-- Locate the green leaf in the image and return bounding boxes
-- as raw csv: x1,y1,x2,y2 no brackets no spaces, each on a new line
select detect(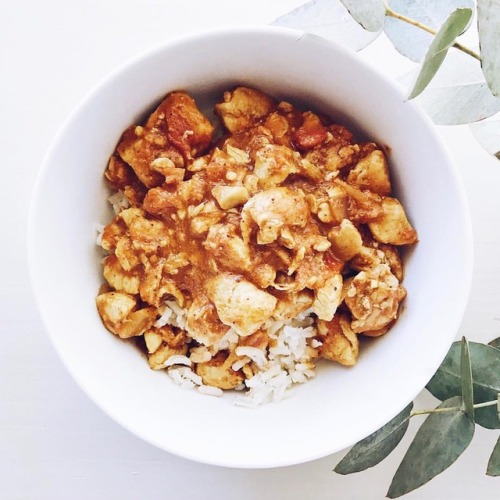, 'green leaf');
334,403,413,474
398,51,500,125
477,0,500,96
387,396,474,498
460,337,475,420
471,121,500,161
487,435,500,476
489,337,500,349
408,8,474,99
384,0,475,62
271,0,381,51
340,0,385,32
426,341,500,428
